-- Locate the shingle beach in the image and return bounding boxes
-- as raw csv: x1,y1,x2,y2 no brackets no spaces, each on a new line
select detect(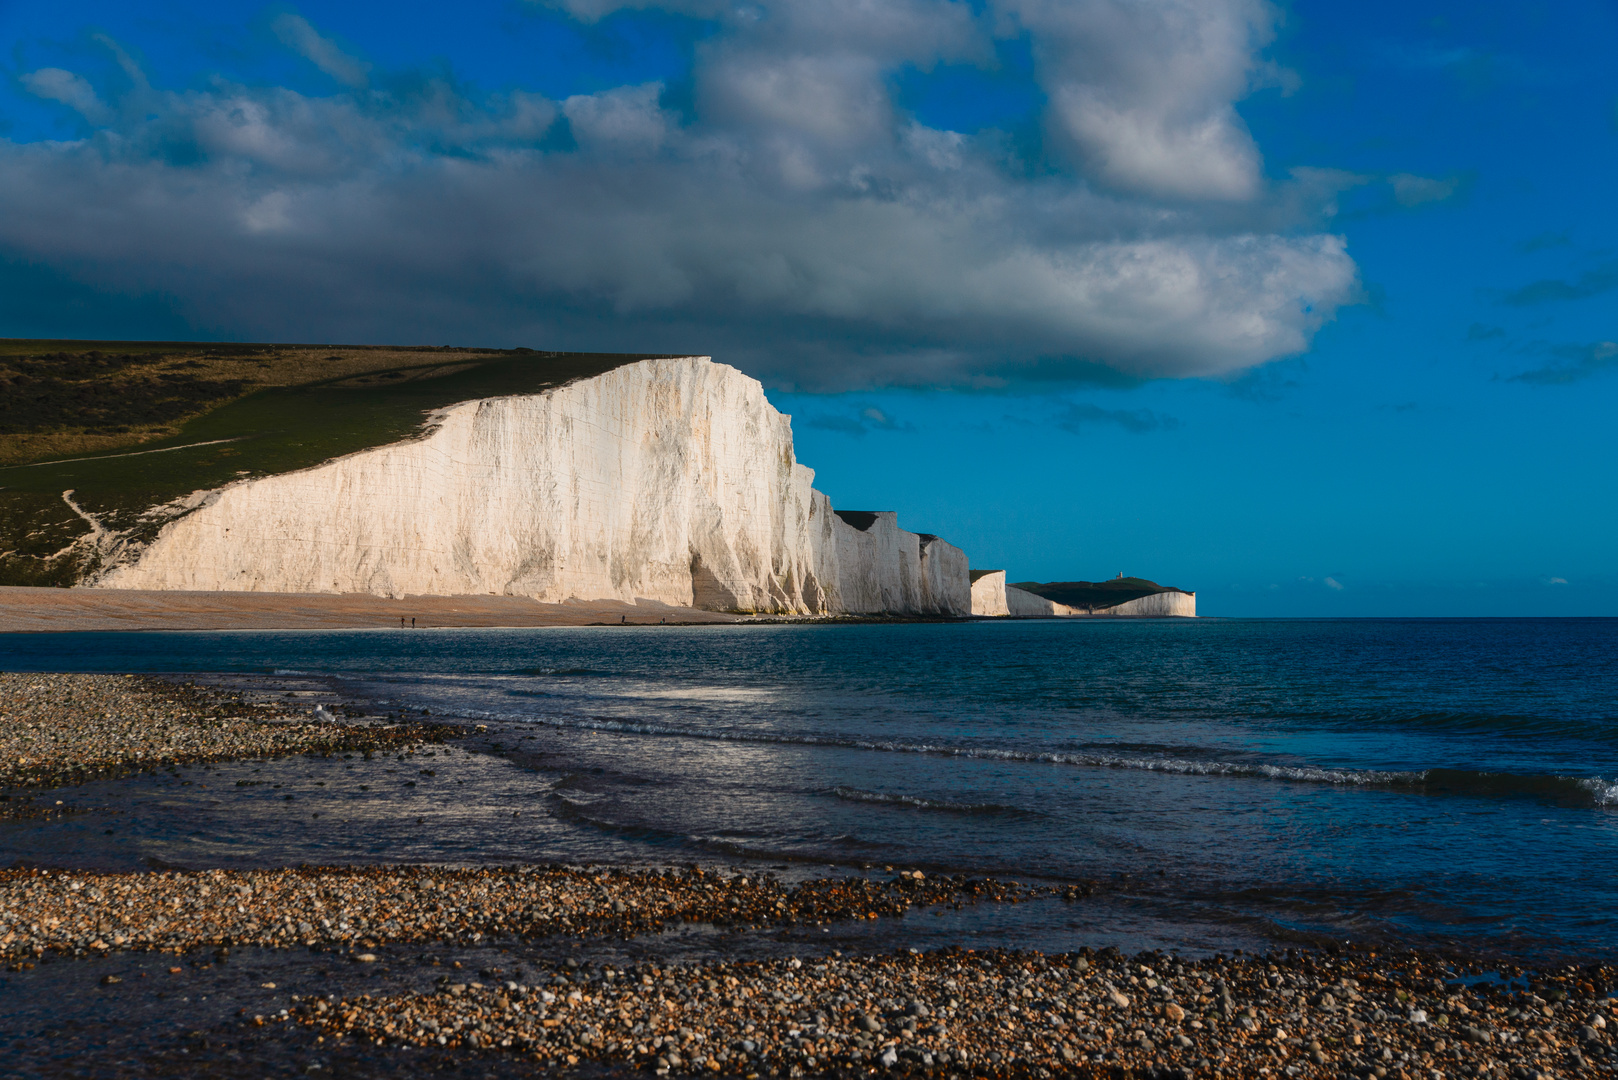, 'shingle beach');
286,947,1616,1079
2,672,1615,1078
0,672,456,805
